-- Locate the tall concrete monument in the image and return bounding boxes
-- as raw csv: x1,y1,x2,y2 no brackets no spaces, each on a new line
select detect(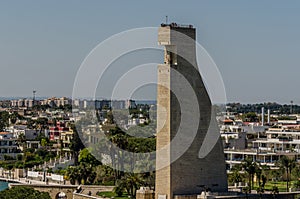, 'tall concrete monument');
155,23,228,199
